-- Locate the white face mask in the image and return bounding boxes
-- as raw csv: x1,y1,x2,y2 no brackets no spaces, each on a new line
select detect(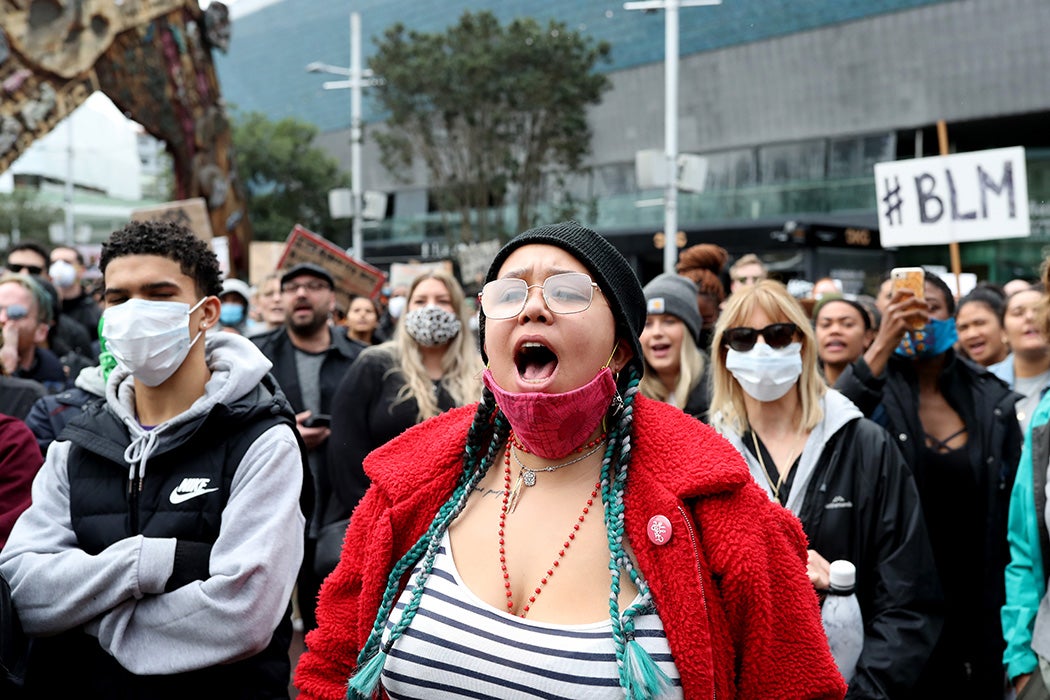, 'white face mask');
49,259,77,288
102,298,206,387
387,295,407,320
725,342,803,403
